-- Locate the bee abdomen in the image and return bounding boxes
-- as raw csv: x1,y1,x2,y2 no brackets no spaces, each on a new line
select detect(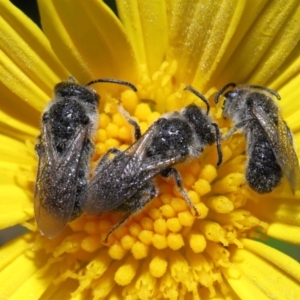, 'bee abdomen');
246,139,282,193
